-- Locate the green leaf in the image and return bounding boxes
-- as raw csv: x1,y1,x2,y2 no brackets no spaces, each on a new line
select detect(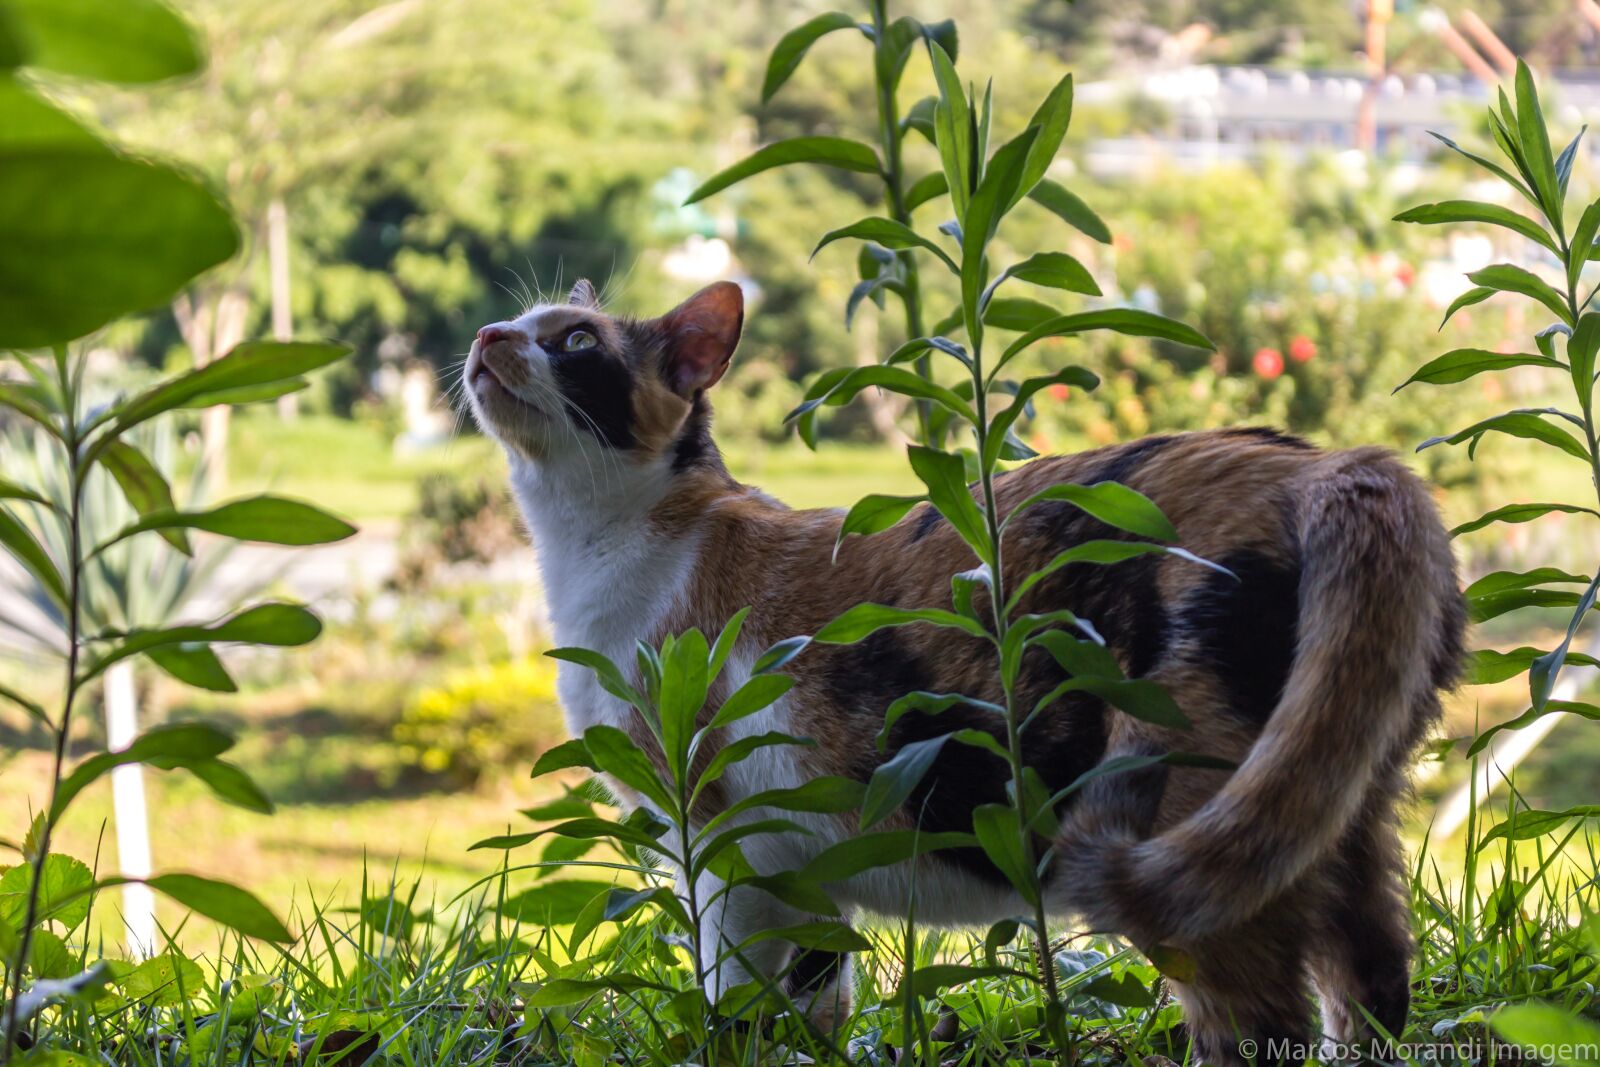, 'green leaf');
906,445,990,560
1570,200,1600,293
860,734,952,830
1467,264,1572,325
999,308,1213,370
705,673,794,731
1482,805,1600,845
0,505,65,607
0,854,92,930
789,365,976,426
1428,131,1537,206
685,137,880,204
6,0,200,83
147,645,235,691
904,171,948,213
1464,568,1592,599
926,40,970,218
658,628,709,770
529,737,596,779
0,680,48,726
960,126,1040,331
119,952,203,1006
1514,59,1561,229
1396,349,1563,390
0,152,237,348
742,921,871,953
972,803,1037,903
1531,574,1600,712
876,691,1002,751
1570,312,1600,409
701,776,867,837
85,602,321,684
1078,972,1156,1009
1468,700,1600,755
1465,646,1600,685
696,731,812,795
546,647,645,710
1440,285,1498,328
799,829,975,884
834,494,925,561
708,606,748,683
761,12,858,103
1393,200,1557,253
983,366,1100,471
105,341,348,443
1028,178,1110,243
185,757,272,813
1008,481,1177,542
1010,73,1073,210
502,880,613,925
1468,587,1587,624
988,252,1099,302
1492,1002,1600,1067
0,76,107,152
752,635,810,675
1037,676,1188,729
101,494,356,551
1452,501,1598,537
1420,410,1590,462
982,296,1059,333
583,724,674,811
141,873,291,942
812,216,958,275
1557,127,1585,193
52,721,234,818
100,440,189,553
